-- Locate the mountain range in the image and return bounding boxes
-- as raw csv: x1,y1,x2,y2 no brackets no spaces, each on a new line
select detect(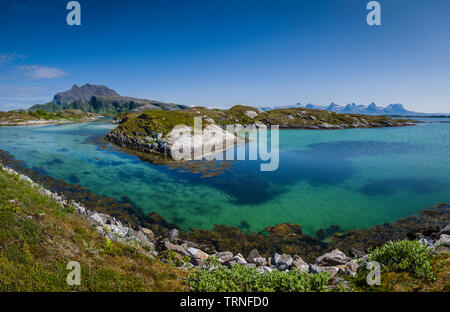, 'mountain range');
28,84,188,114
261,102,445,116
